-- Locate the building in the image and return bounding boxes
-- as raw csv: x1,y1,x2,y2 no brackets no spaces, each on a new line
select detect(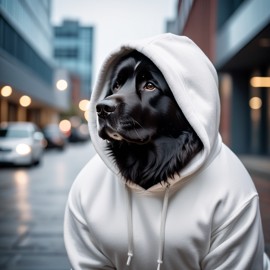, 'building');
173,0,216,62
53,20,94,101
0,0,70,127
172,0,270,156
216,0,270,156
